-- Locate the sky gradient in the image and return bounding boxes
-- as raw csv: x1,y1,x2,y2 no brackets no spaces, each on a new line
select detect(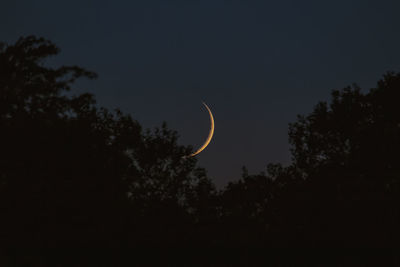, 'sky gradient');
2,0,400,186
